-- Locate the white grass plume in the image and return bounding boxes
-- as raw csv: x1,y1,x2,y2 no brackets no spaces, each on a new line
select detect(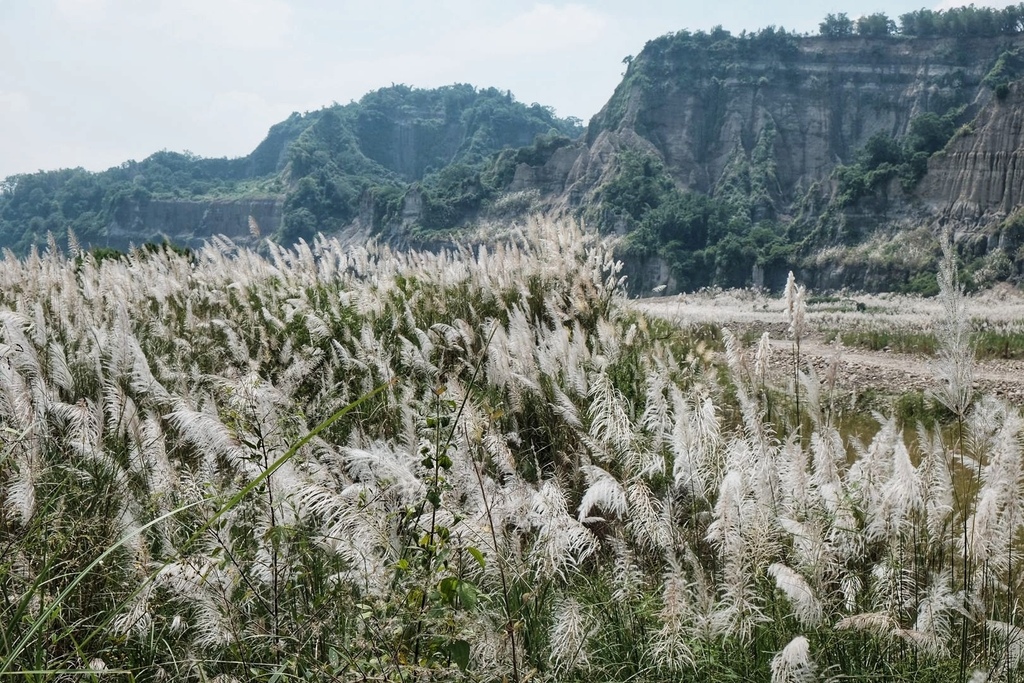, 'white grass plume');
670,387,720,499
531,480,598,580
916,423,954,541
609,538,644,604
166,404,248,471
770,635,816,683
987,619,1024,675
904,573,958,656
869,440,924,542
587,368,634,457
616,483,661,547
964,402,1024,569
834,610,897,637
707,471,769,640
768,562,822,627
577,464,627,523
754,331,771,386
649,555,697,671
810,426,845,510
549,595,593,674
932,238,974,418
